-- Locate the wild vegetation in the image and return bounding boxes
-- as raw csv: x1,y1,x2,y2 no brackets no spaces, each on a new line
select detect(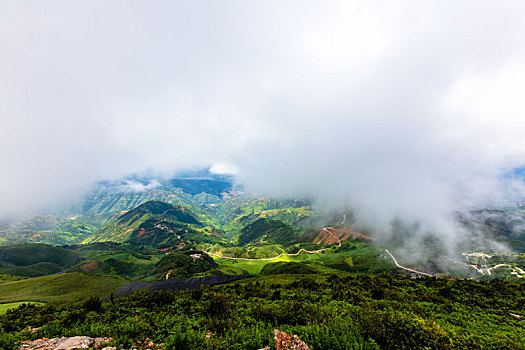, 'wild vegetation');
238,218,303,246
1,274,524,349
153,250,218,279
